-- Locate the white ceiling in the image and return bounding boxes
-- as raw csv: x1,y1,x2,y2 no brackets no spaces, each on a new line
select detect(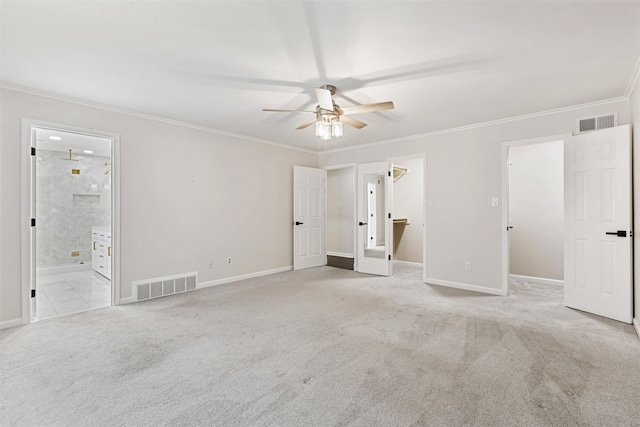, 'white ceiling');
2,1,639,153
